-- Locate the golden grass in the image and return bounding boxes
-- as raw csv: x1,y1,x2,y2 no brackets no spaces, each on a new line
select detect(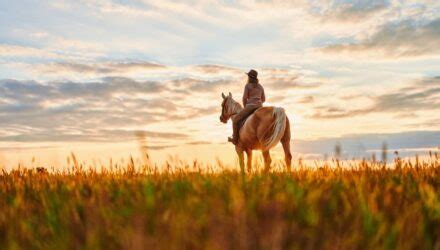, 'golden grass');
0,154,439,250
